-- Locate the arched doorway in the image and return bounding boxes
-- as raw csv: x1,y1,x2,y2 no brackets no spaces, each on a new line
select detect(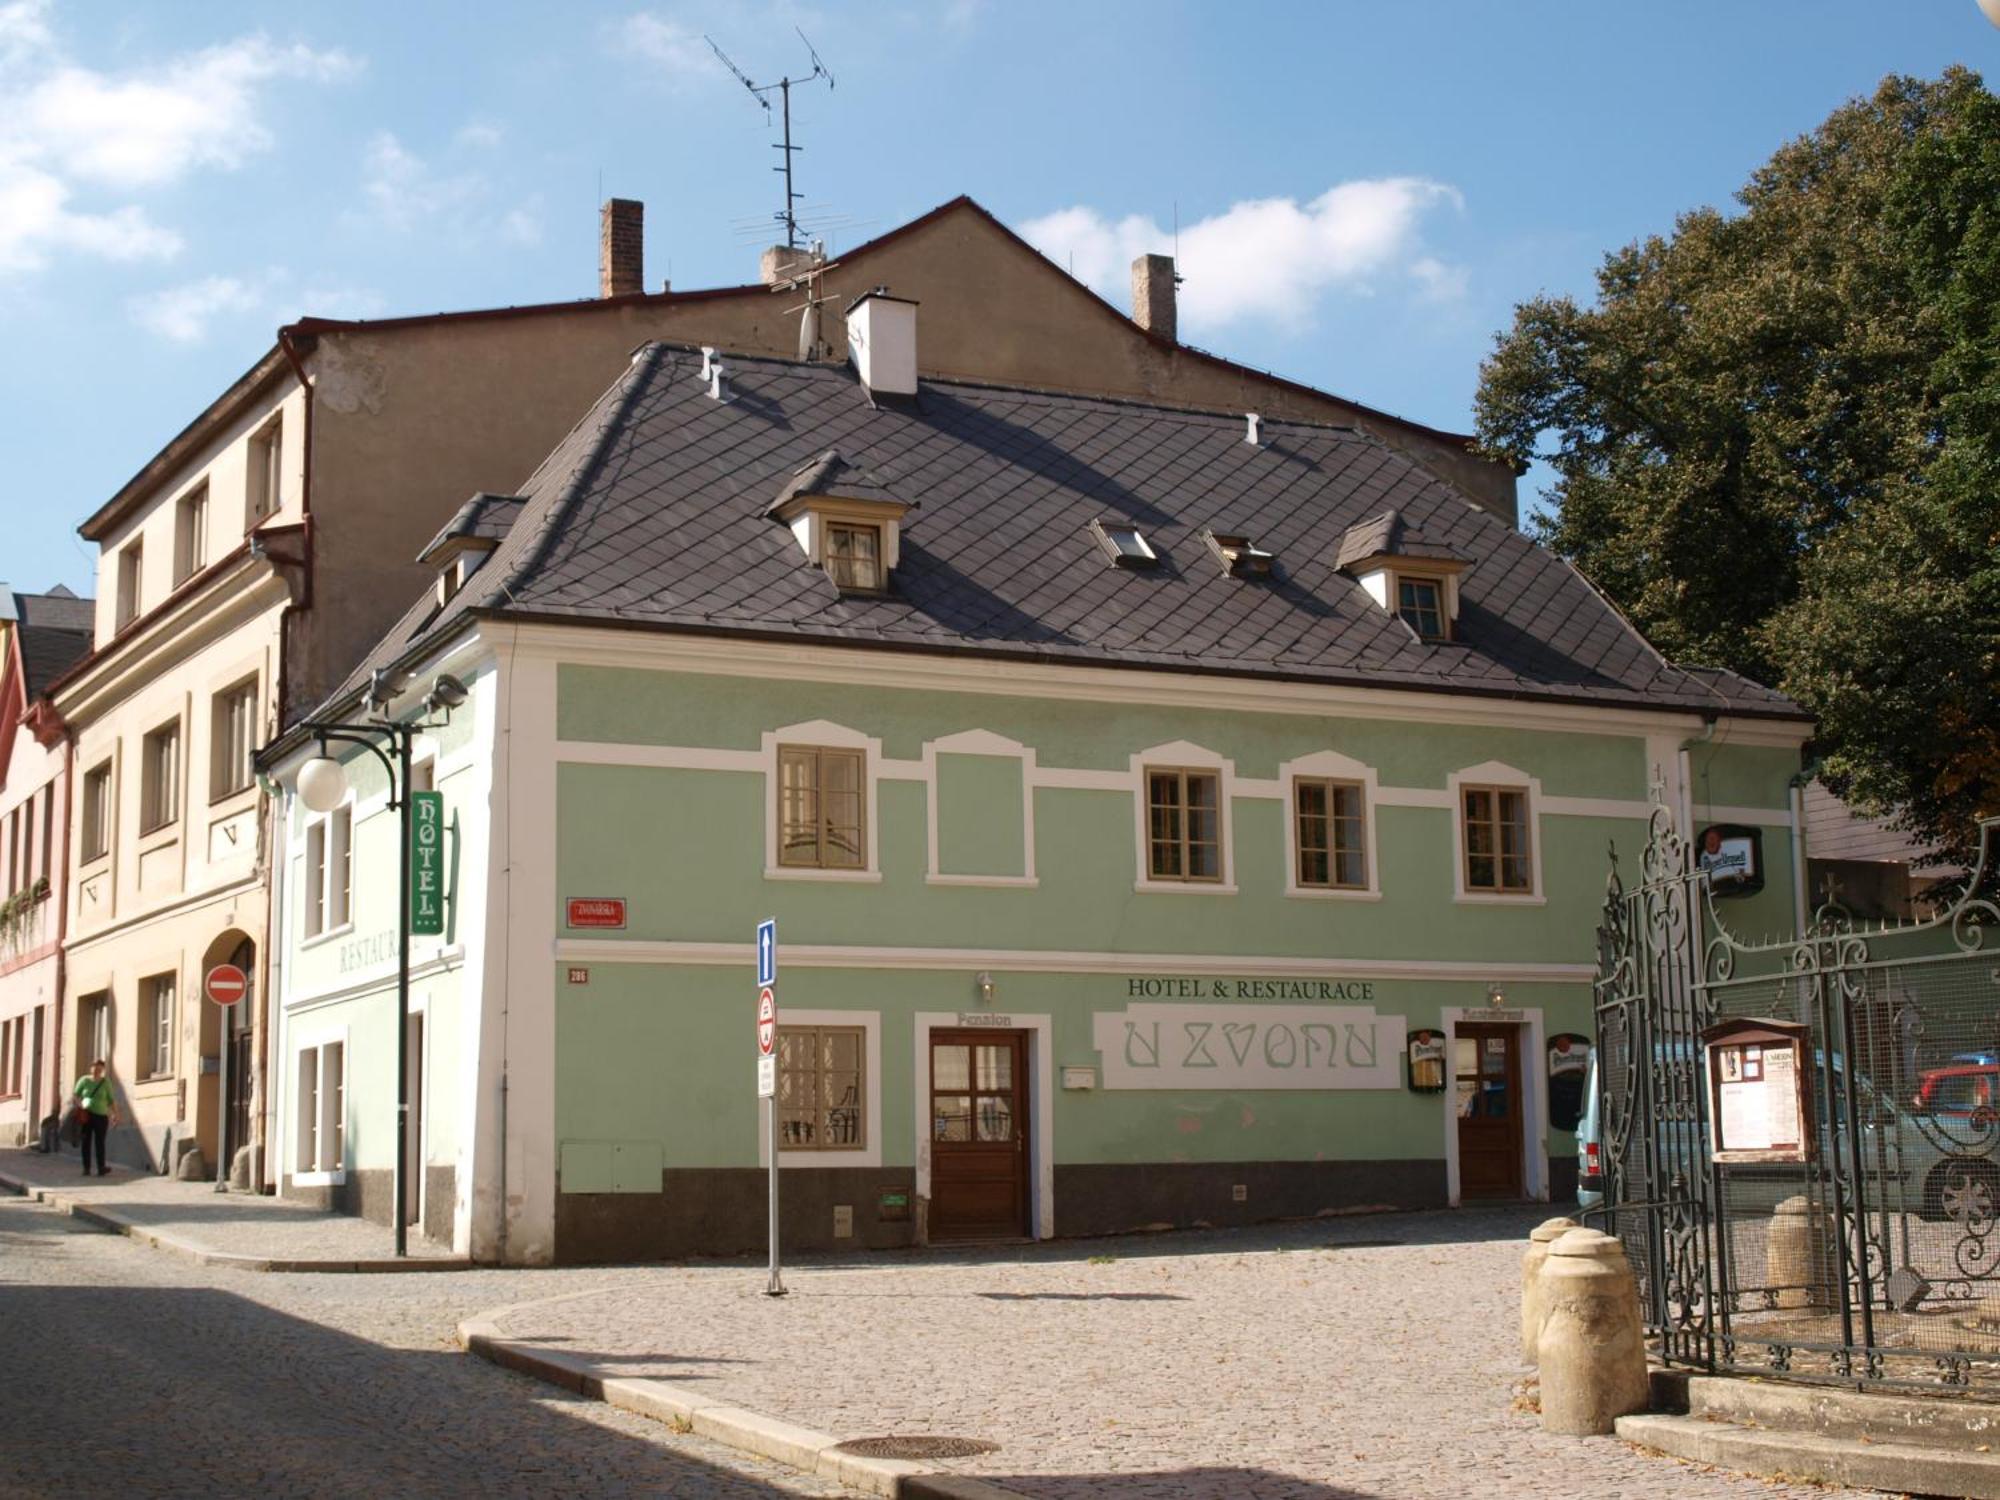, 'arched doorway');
197,931,256,1178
